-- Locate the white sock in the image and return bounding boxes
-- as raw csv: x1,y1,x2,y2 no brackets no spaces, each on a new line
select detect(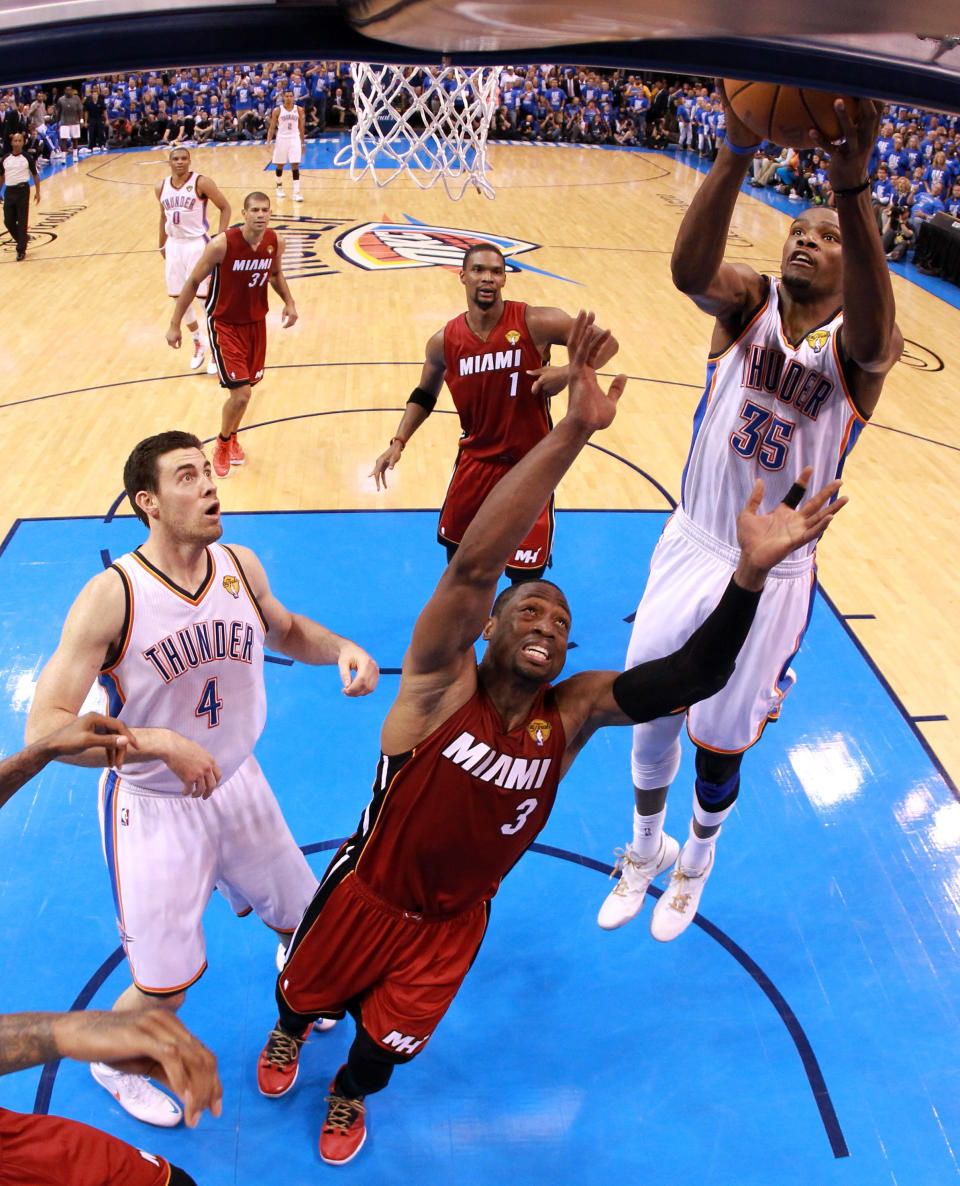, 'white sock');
293,181,301,194
681,818,720,873
631,806,666,859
